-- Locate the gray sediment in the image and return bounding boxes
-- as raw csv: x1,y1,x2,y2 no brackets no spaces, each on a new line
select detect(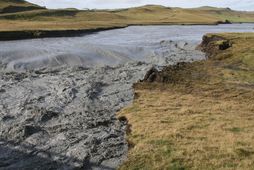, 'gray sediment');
0,40,205,169
0,63,149,170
